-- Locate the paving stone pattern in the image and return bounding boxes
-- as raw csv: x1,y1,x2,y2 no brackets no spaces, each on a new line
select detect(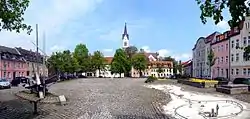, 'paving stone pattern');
0,78,172,119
